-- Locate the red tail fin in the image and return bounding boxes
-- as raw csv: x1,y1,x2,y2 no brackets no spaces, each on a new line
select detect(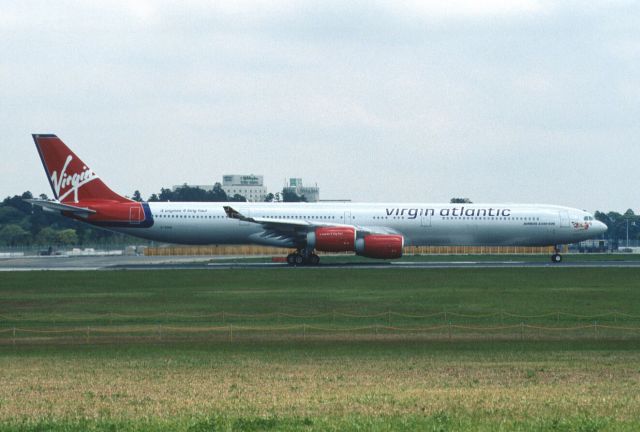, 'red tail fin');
33,134,130,203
